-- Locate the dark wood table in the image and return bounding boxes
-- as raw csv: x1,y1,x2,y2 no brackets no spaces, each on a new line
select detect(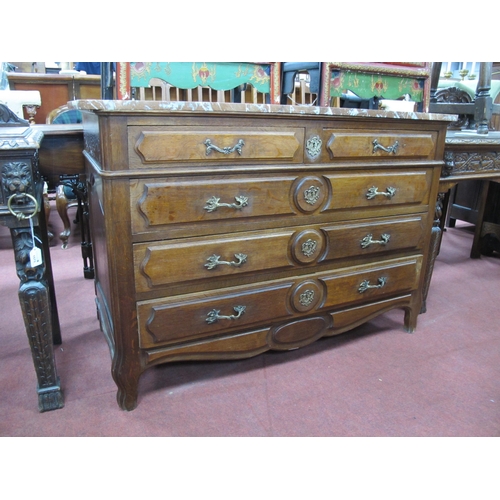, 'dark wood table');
440,130,500,256
0,110,84,412
421,130,500,312
34,123,84,181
